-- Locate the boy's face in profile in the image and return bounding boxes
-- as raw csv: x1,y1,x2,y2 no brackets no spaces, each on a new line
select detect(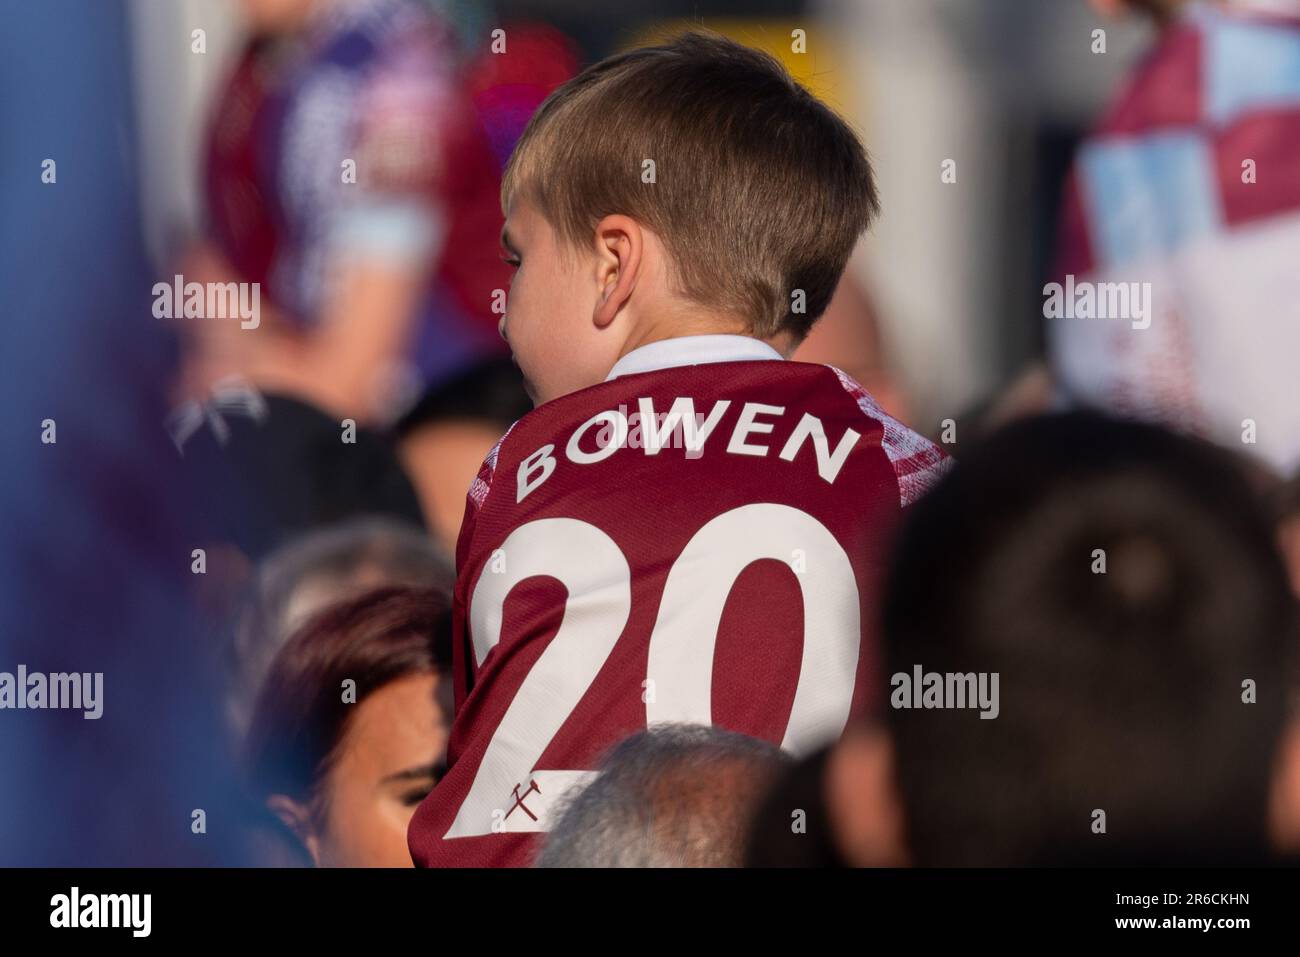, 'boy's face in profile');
500,196,618,406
